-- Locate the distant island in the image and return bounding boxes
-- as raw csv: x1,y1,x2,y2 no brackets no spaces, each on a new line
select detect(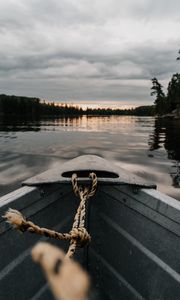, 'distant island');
0,94,154,118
